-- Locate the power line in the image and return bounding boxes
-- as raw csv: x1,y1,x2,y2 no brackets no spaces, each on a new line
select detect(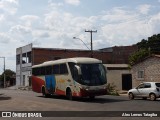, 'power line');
85,30,97,57
73,37,91,50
